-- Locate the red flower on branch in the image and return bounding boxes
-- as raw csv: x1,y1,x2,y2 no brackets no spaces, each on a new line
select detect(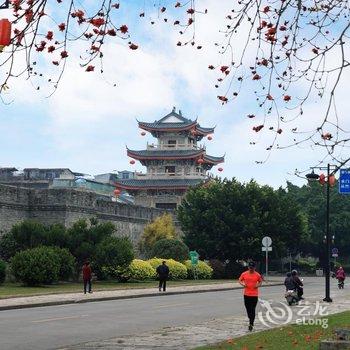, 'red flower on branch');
86,65,95,72
58,23,66,31
60,50,68,58
283,95,291,101
46,31,53,40
129,43,138,50
119,25,128,34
